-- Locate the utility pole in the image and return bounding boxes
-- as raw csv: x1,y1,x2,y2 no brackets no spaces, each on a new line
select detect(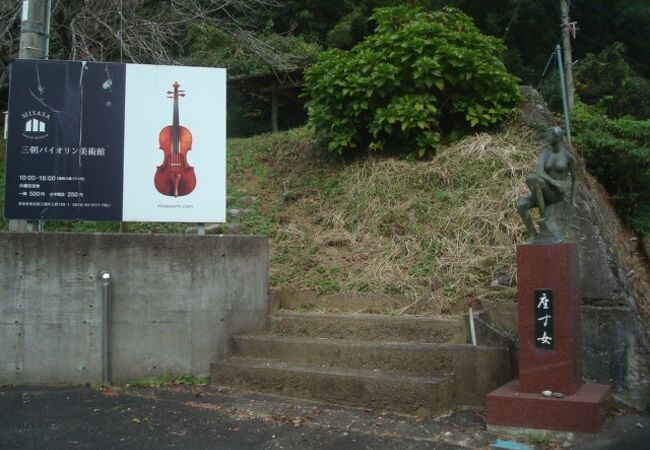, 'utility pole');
9,0,51,232
560,0,575,110
19,0,51,59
